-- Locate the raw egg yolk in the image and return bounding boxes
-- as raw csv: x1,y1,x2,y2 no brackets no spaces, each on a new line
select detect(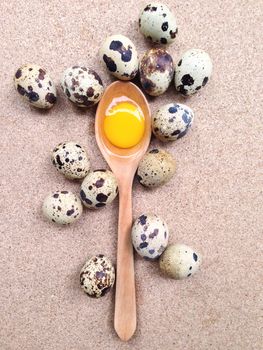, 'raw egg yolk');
104,101,145,148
